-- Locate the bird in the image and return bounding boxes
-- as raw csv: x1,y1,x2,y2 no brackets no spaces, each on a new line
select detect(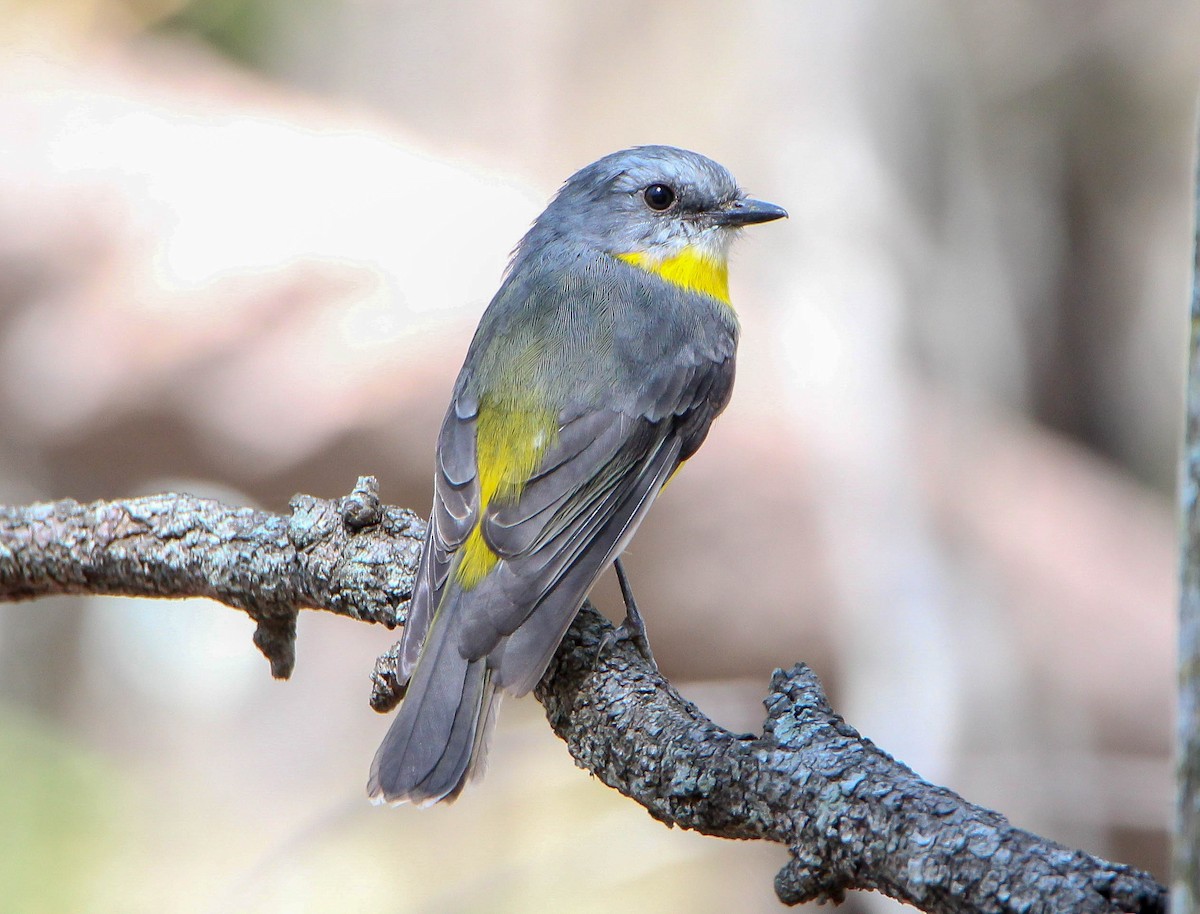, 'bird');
368,145,786,806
